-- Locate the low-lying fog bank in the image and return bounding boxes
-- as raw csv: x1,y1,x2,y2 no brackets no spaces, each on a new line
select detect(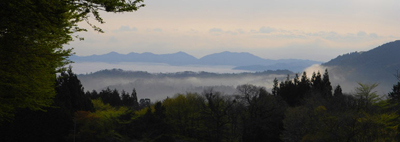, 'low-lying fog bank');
304,64,396,97
70,62,249,74
74,63,397,102
77,69,291,101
